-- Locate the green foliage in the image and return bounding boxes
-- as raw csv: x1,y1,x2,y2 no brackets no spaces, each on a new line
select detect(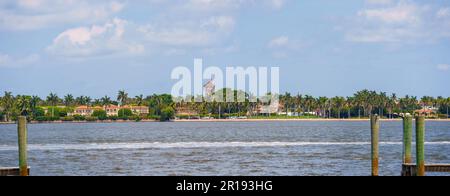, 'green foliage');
58,107,74,117
118,109,133,118
128,115,142,122
46,106,61,117
85,116,98,122
73,115,85,121
34,116,60,122
160,107,175,122
15,95,32,116
92,110,107,120
109,115,119,120
438,114,449,119
147,114,160,120
34,116,48,122
61,116,74,121
33,107,45,117
147,94,174,116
